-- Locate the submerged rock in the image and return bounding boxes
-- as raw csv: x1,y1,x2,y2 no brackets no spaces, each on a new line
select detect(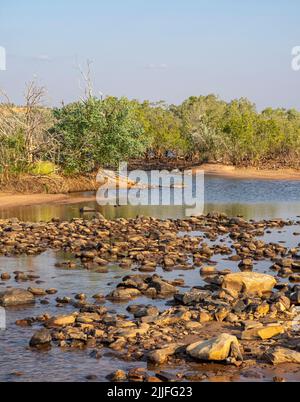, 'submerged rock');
29,329,52,348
